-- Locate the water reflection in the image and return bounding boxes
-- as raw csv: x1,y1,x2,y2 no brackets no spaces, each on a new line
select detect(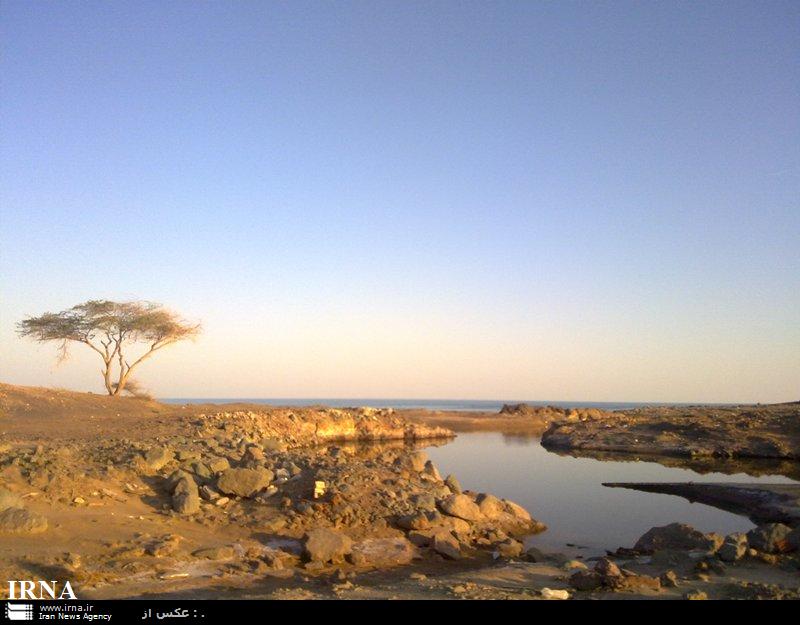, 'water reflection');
424,432,798,555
